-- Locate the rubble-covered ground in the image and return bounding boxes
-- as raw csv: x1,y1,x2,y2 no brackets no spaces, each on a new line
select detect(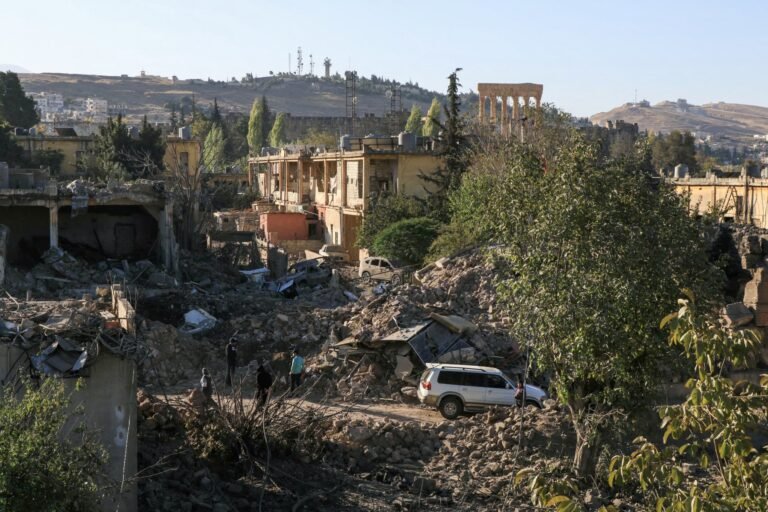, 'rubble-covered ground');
5,225,762,511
